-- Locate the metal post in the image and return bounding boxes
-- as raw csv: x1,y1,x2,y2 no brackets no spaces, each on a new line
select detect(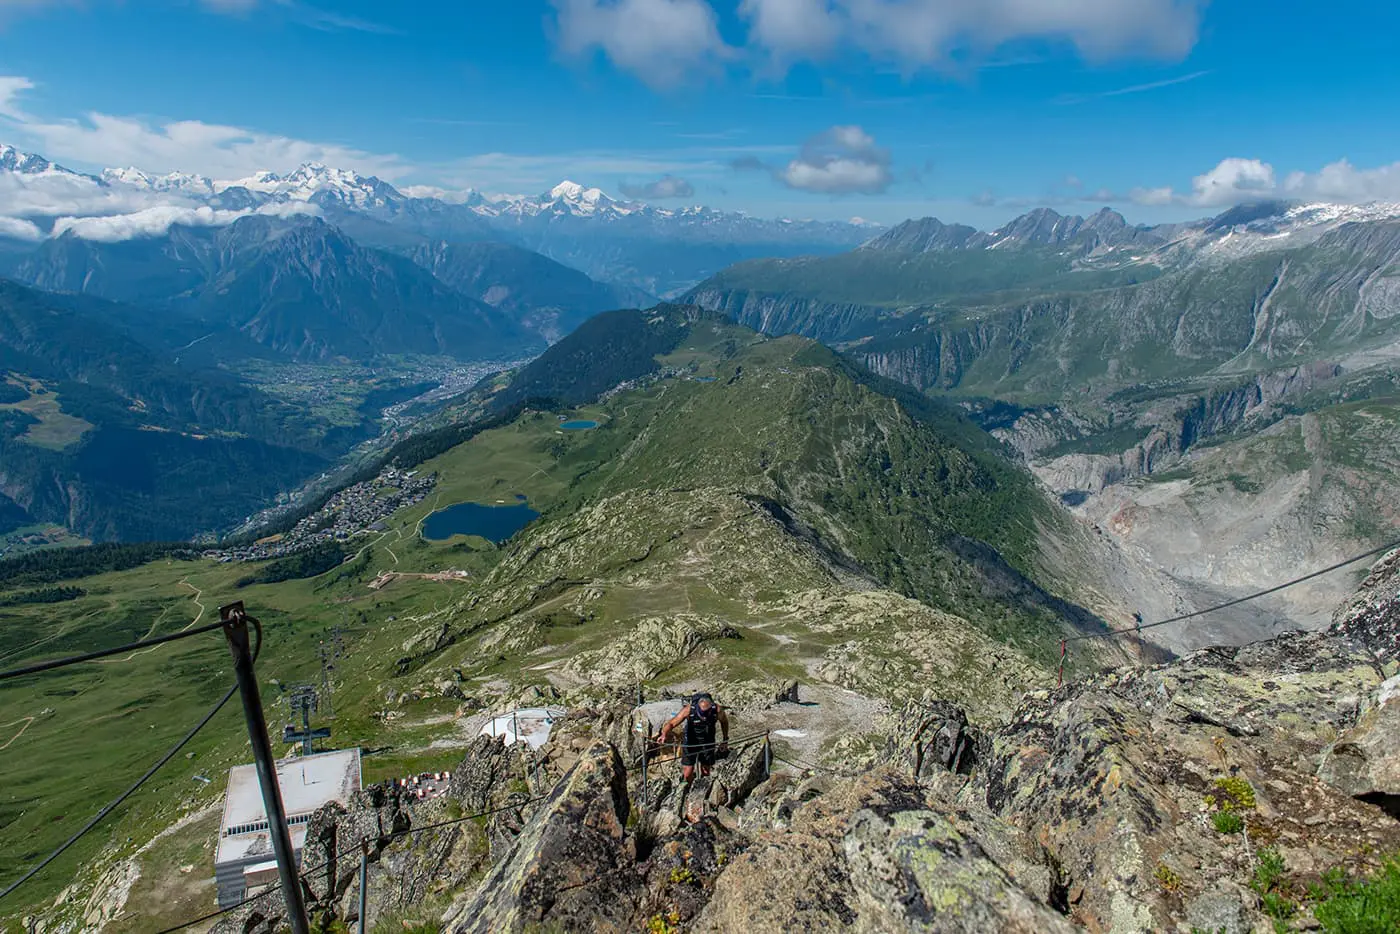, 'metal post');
640,731,649,810
357,841,369,934
221,602,310,934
